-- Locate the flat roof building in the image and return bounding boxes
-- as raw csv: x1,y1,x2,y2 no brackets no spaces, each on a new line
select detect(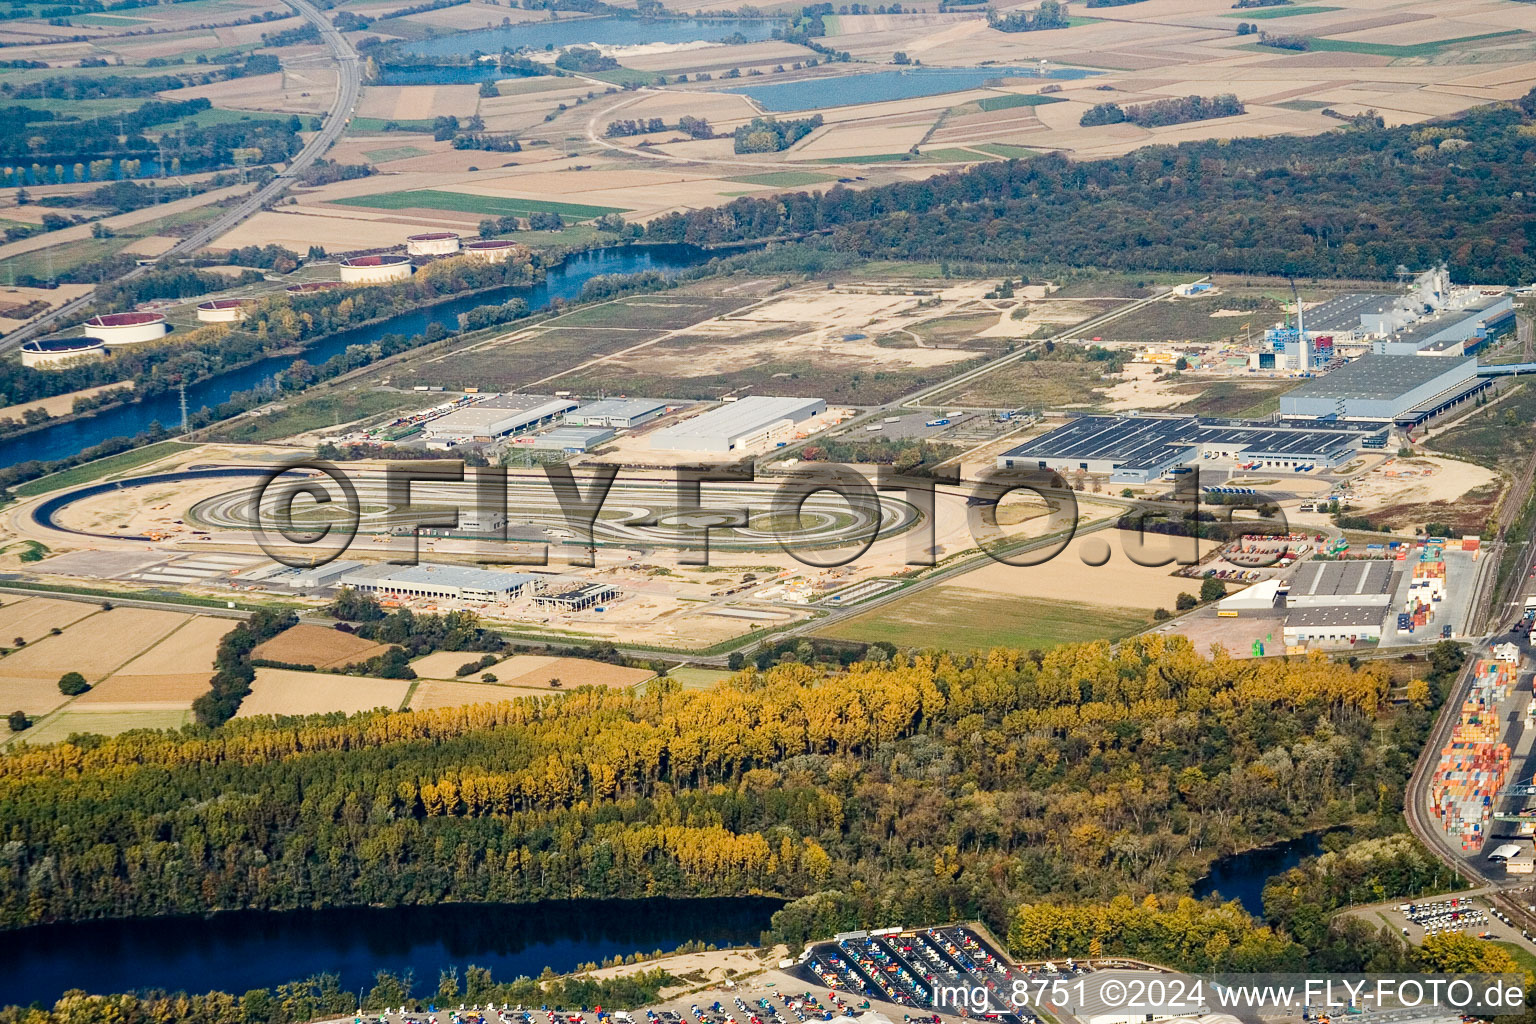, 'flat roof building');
1303,292,1400,337
338,563,543,603
1286,560,1399,609
565,398,667,429
1373,295,1515,355
997,415,1368,484
650,396,825,453
1282,605,1386,645
531,426,615,452
1279,355,1479,421
533,582,618,611
423,394,578,441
